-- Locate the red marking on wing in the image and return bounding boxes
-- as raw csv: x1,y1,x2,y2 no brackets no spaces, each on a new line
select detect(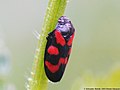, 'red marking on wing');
47,45,59,55
45,57,68,73
68,48,72,55
64,57,68,64
55,30,66,46
67,33,75,46
45,61,59,73
60,57,68,64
